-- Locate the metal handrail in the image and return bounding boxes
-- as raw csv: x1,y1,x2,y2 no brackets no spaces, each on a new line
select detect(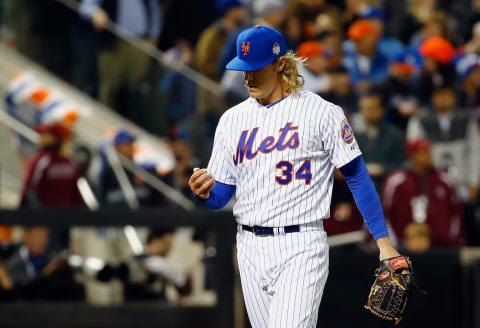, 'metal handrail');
0,111,39,144
77,154,146,256
104,146,141,210
0,110,195,211
55,0,223,96
117,154,195,211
